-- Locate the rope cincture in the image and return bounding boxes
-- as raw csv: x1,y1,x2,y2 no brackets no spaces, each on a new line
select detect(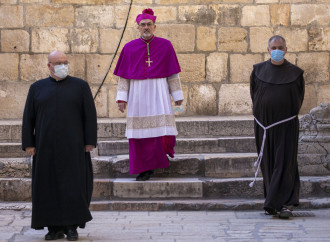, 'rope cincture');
249,115,297,188
93,0,133,100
